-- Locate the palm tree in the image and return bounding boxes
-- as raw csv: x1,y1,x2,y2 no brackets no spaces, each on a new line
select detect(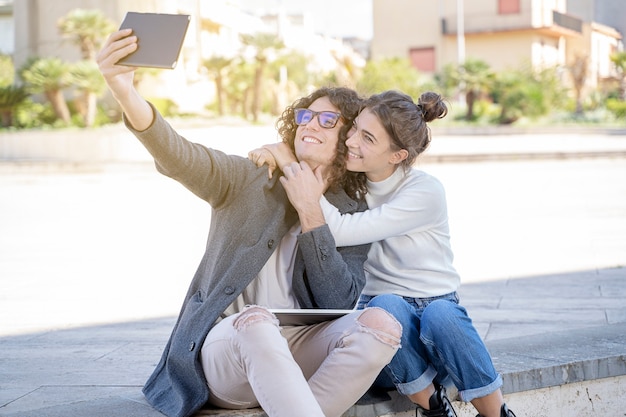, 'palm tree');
491,70,528,125
58,9,115,126
436,59,493,120
224,59,255,118
568,54,588,115
57,9,115,60
0,85,29,127
71,60,106,127
240,33,285,122
459,59,494,120
20,57,73,123
203,56,233,116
